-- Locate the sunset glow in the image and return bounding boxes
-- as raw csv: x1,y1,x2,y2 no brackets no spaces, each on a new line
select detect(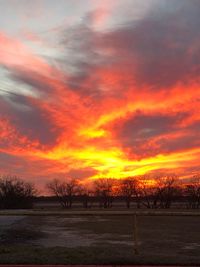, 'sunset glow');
0,0,200,189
